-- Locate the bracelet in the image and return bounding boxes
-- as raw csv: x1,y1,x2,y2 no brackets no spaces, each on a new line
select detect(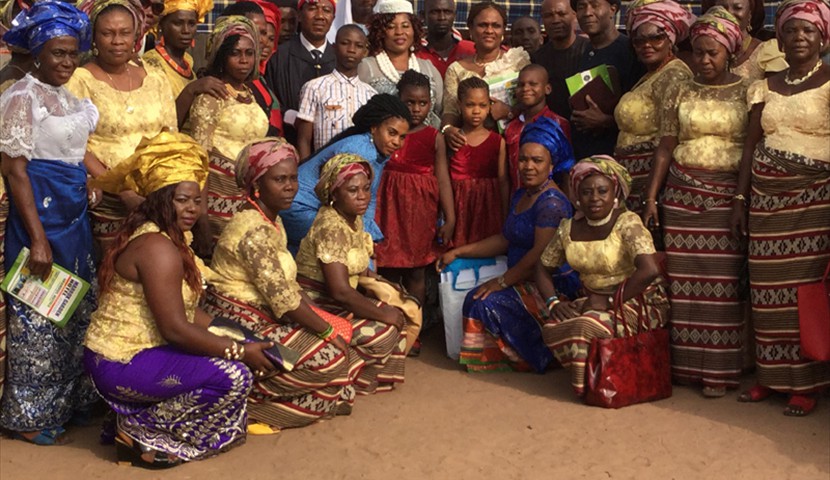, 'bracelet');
733,194,748,204
223,341,245,361
545,295,561,312
497,275,509,289
440,124,454,135
316,324,334,341
643,198,658,205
